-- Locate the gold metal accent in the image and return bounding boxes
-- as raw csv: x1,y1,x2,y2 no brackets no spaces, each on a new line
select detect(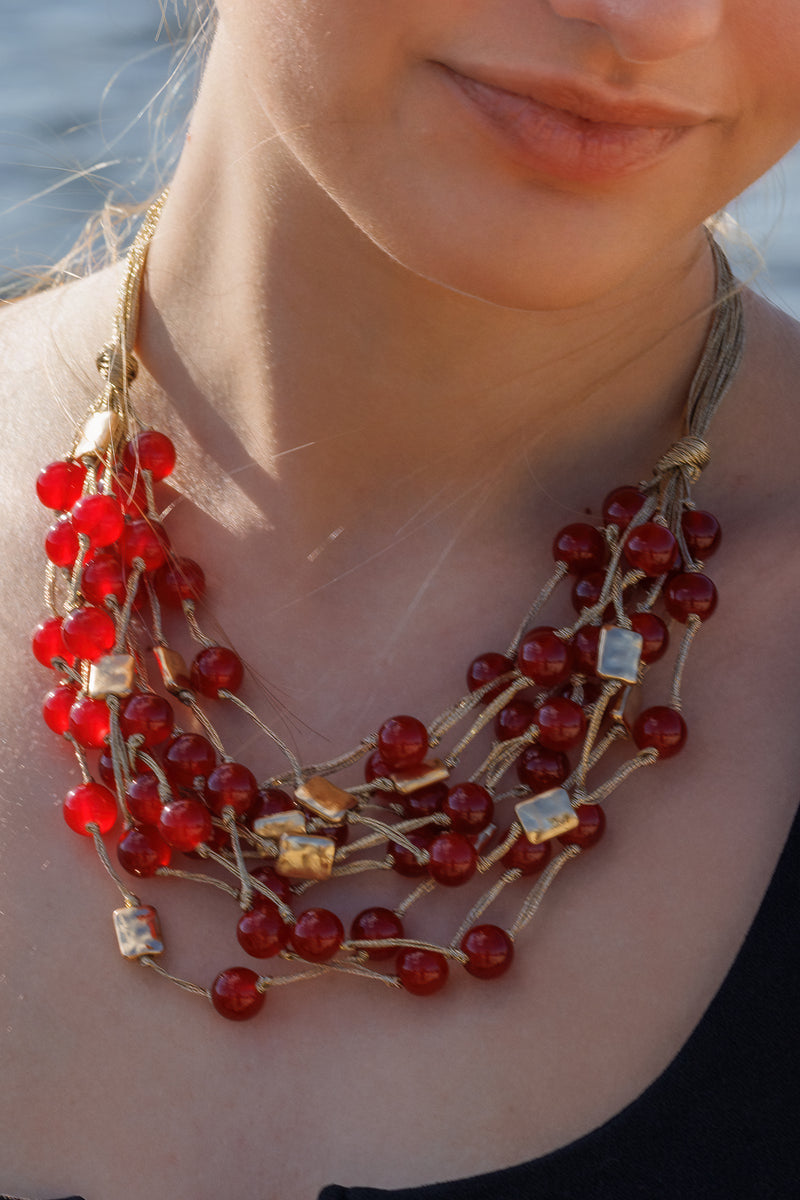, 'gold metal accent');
88,654,136,699
610,684,641,729
471,822,497,855
113,905,164,958
153,646,192,695
597,626,643,685
515,789,579,844
275,833,336,881
74,410,123,459
294,776,357,824
252,810,307,841
390,758,449,795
